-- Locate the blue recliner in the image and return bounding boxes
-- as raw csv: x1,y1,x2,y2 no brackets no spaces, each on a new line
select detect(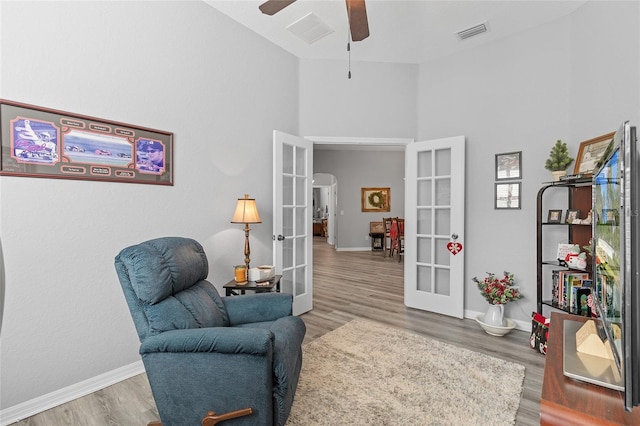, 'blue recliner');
114,237,306,426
